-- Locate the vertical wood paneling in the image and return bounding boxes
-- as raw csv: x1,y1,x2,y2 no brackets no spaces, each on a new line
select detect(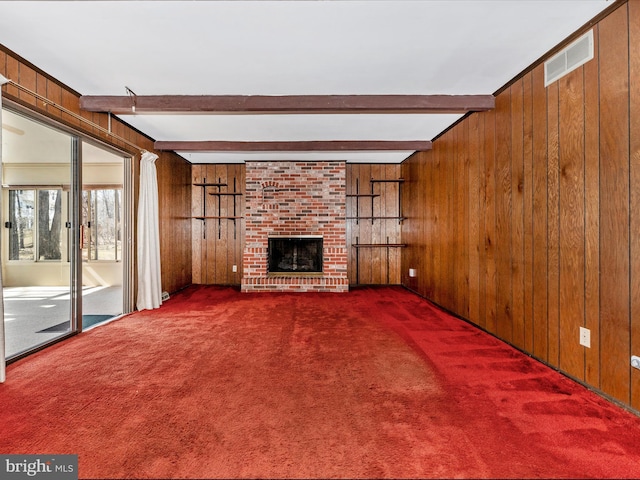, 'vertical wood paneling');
232,163,245,285
495,89,513,342
450,129,460,311
532,65,549,361
447,128,464,314
191,164,245,286
476,114,487,329
411,153,424,293
386,164,401,284
432,143,444,305
35,73,47,111
157,151,192,294
371,164,384,284
428,145,439,303
450,128,460,311
210,165,222,285
468,114,481,325
192,165,205,284
360,165,373,283
221,164,232,284
511,79,525,350
61,90,81,128
351,162,362,281
444,132,456,308
401,154,422,291
558,67,586,379
0,49,5,81
419,153,428,294
584,24,601,388
18,63,36,107
484,109,497,334
5,54,20,97
346,163,358,284
400,1,638,412
204,165,216,284
423,151,433,298
46,82,63,121
598,6,630,403
547,81,560,367
522,72,535,353
214,164,229,285
629,0,640,412
460,121,470,319
346,163,402,285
